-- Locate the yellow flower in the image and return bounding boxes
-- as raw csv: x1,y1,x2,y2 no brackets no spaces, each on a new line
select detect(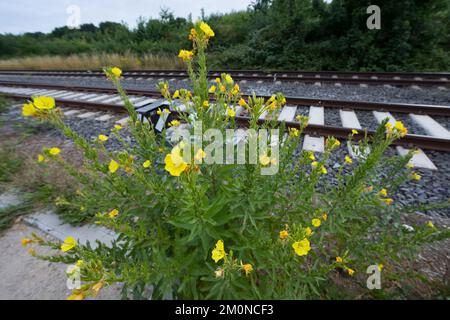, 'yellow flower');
108,209,119,218
98,134,108,142
109,160,119,173
49,147,61,156
336,256,343,263
220,85,226,93
311,161,318,168
379,188,388,197
189,28,197,40
61,236,77,252
345,267,355,276
208,85,216,93
33,96,55,110
178,49,194,61
242,263,253,276
202,101,209,108
224,74,233,84
378,264,384,271
111,67,122,78
322,213,328,221
292,238,311,257
238,98,248,108
351,129,358,135
394,121,408,137
307,152,315,161
194,149,206,161
288,128,299,137
344,155,353,164
22,102,36,117
320,166,327,174
27,248,36,256
67,293,85,300
157,108,170,116
382,198,394,205
114,124,123,130
411,172,421,181
199,21,215,38
164,146,188,177
406,163,414,169
215,77,221,83
385,122,393,133
37,154,45,162
169,120,180,127
211,240,225,263
259,154,271,166
426,221,435,229
143,160,151,168
312,218,321,228
279,230,289,240
21,238,32,247
172,90,180,99
226,108,236,118
268,101,277,111
232,84,240,95
76,260,84,267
